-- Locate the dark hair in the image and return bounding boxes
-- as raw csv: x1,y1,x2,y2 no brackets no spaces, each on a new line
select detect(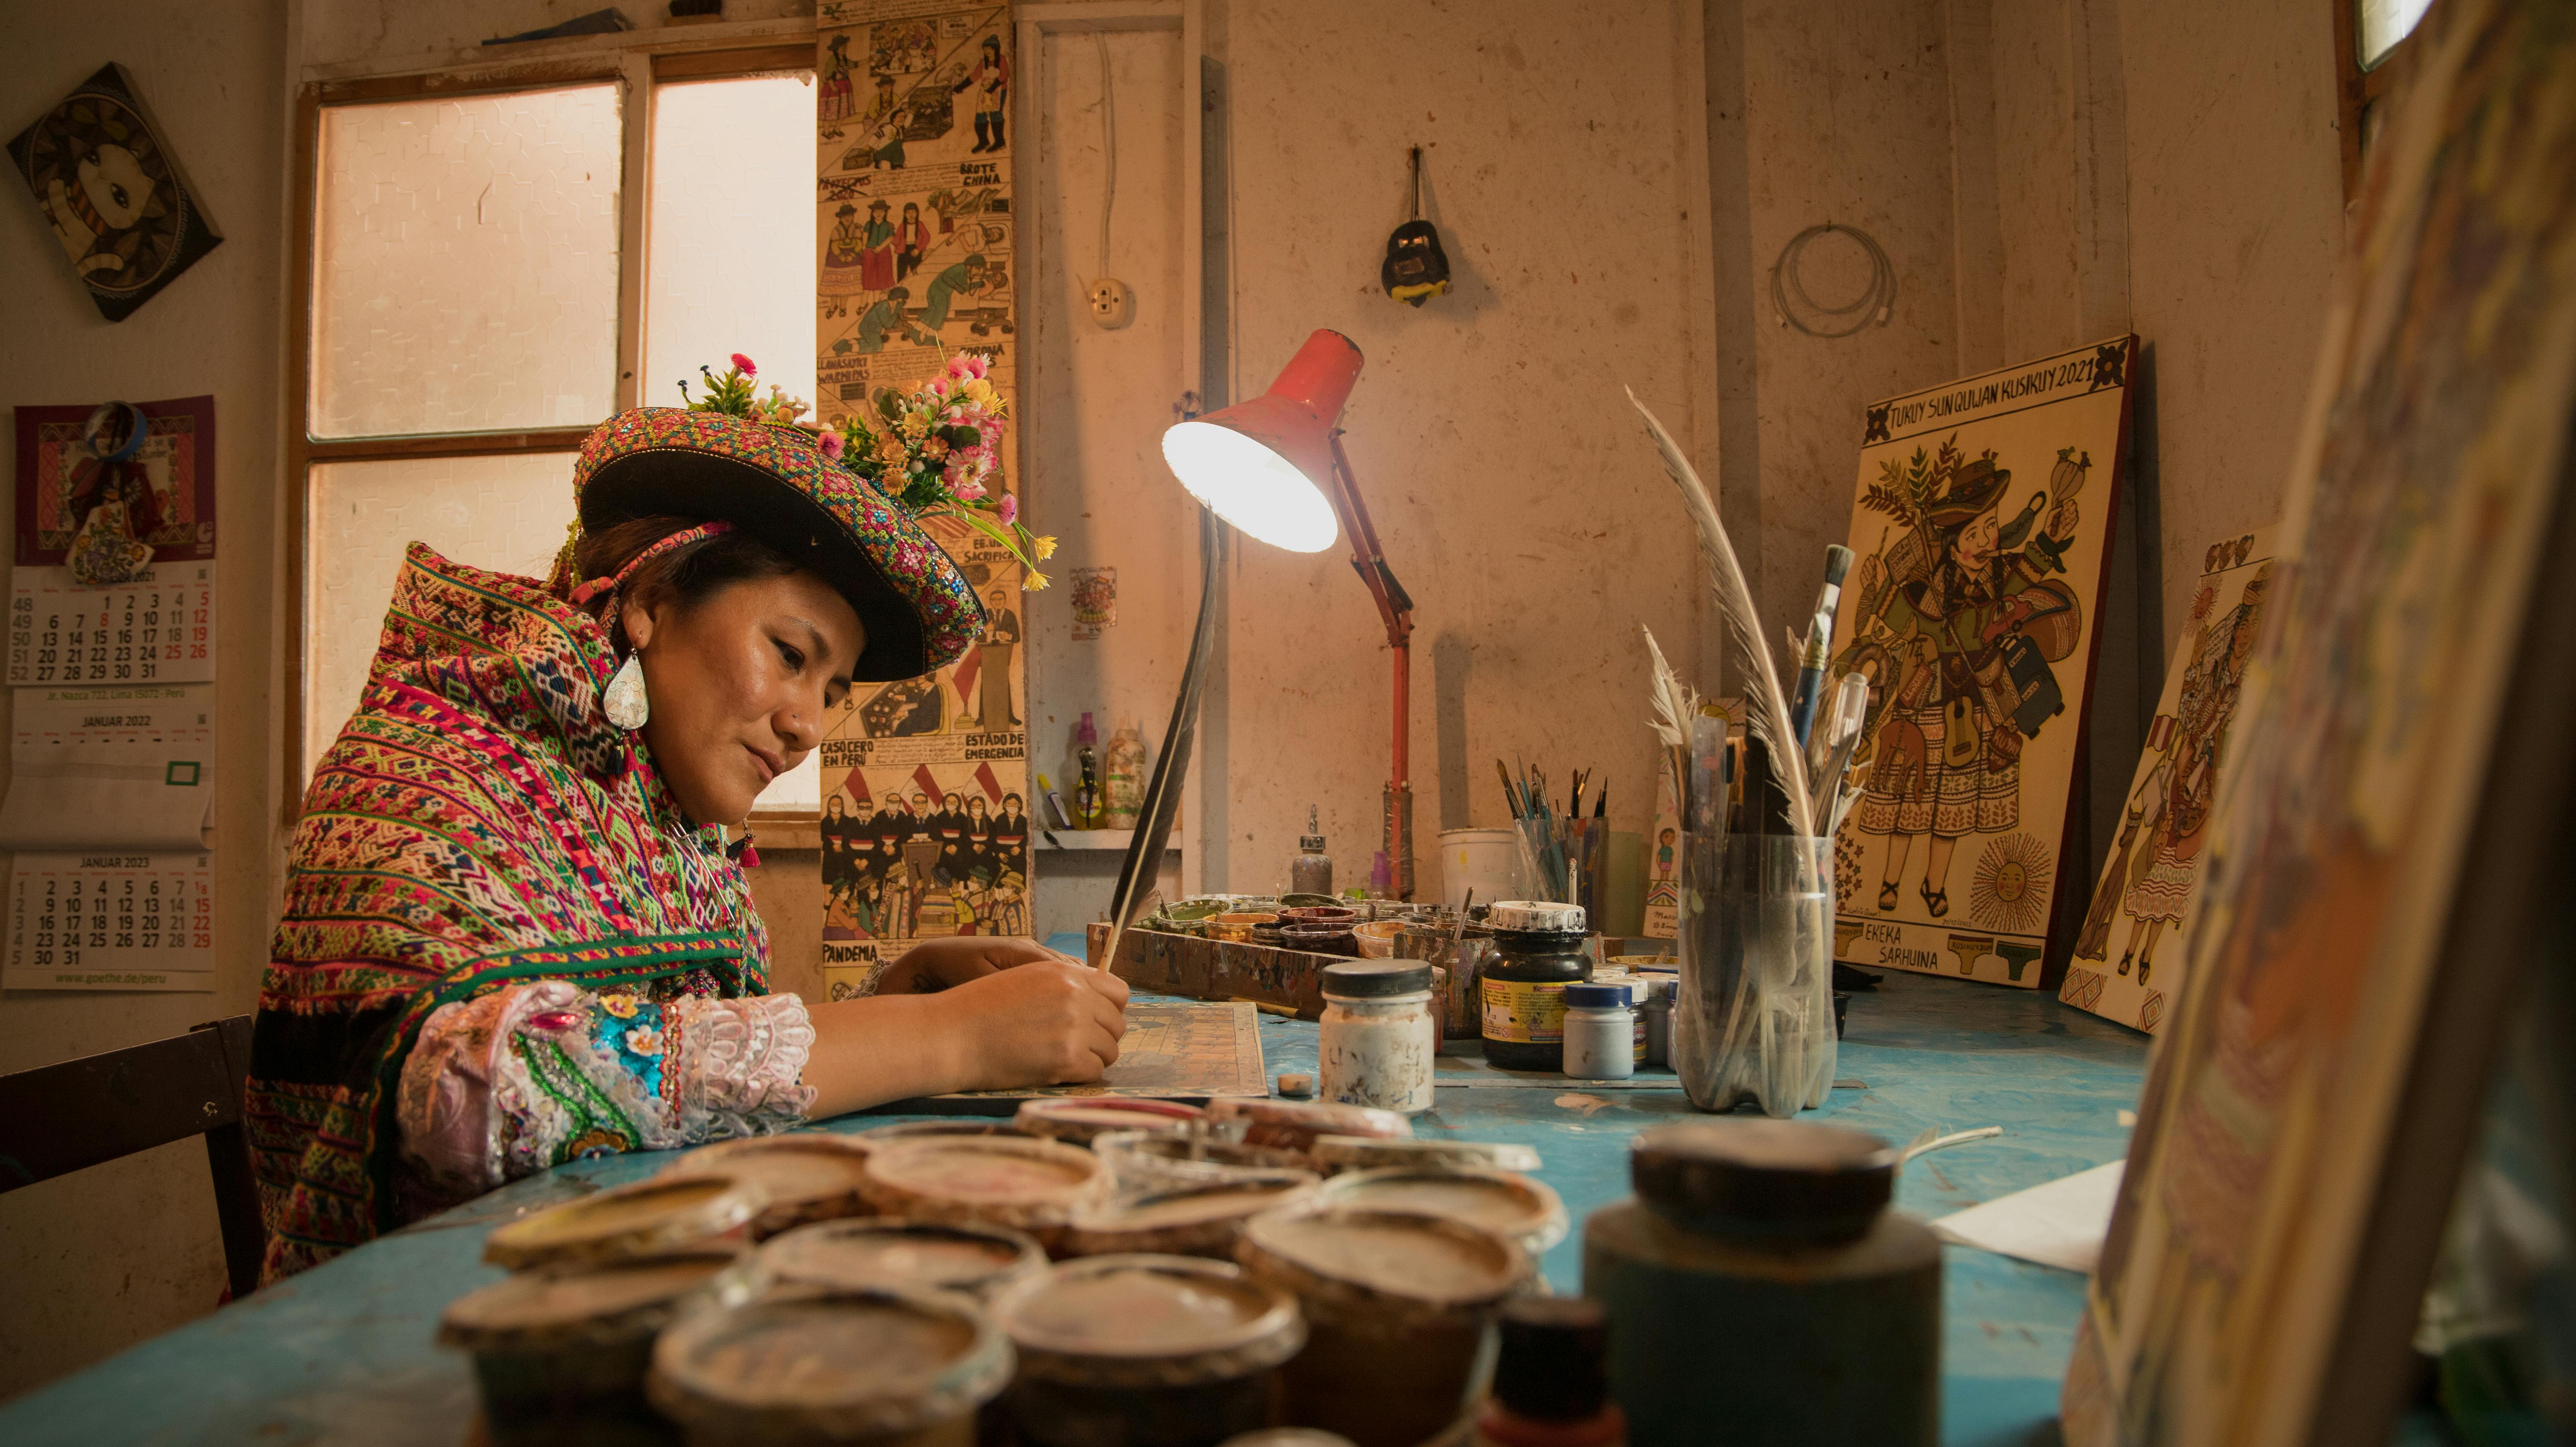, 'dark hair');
574,515,803,649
